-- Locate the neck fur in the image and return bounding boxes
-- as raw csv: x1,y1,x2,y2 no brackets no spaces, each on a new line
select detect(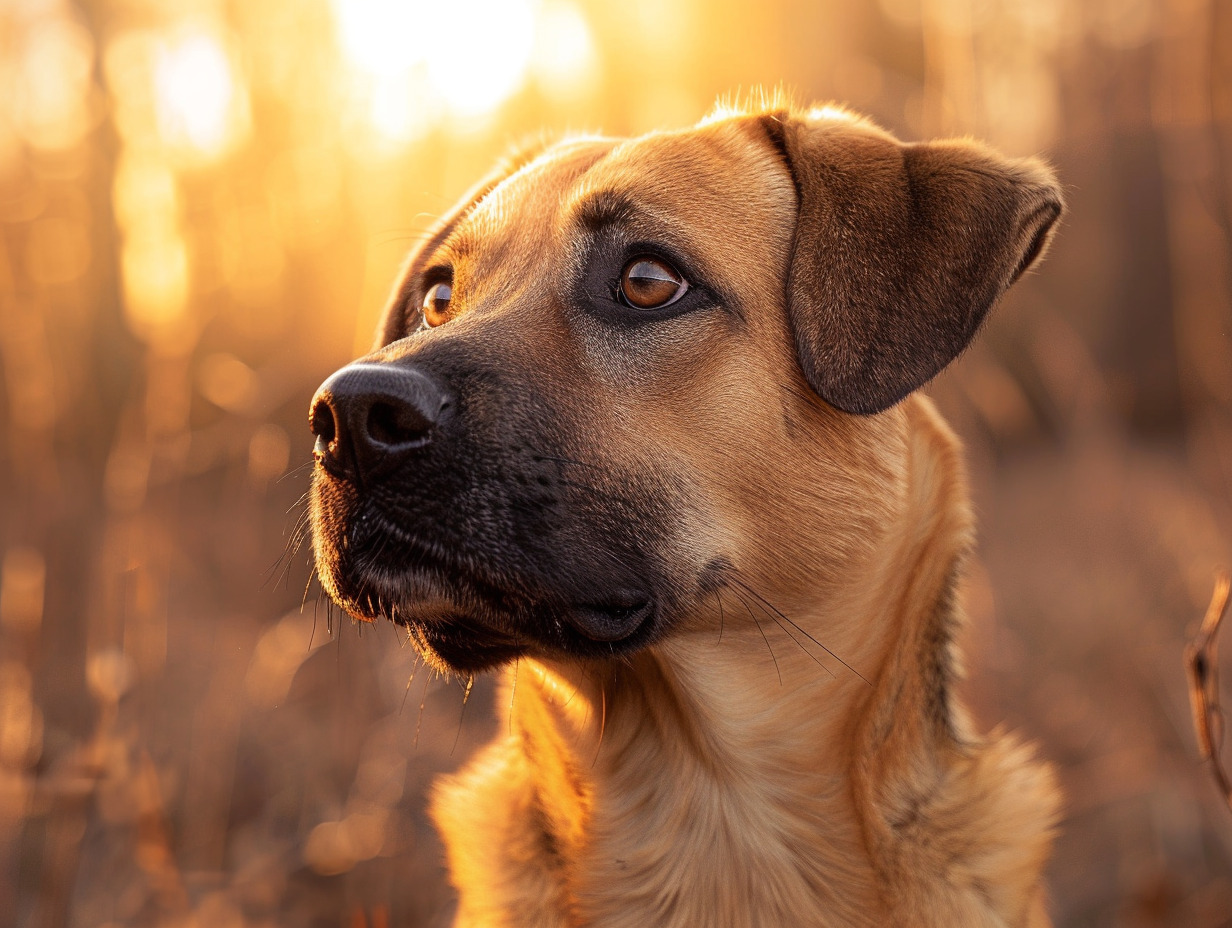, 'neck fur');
433,400,1056,928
